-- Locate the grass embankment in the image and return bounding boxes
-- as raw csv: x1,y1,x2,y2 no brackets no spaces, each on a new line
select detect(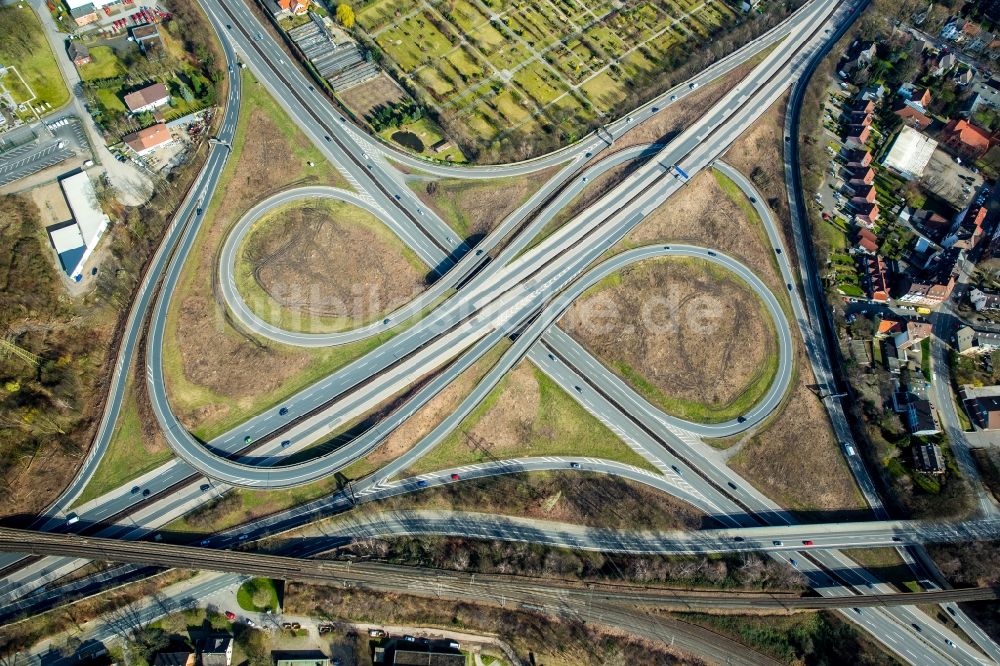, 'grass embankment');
233,198,427,334
672,611,897,665
409,166,561,241
73,382,173,507
332,471,710,531
160,70,408,441
405,360,659,476
0,6,69,114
